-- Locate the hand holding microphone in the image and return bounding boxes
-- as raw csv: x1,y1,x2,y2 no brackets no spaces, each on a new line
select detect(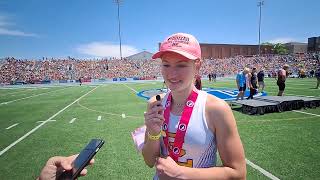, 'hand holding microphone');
144,95,165,136
156,95,168,157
